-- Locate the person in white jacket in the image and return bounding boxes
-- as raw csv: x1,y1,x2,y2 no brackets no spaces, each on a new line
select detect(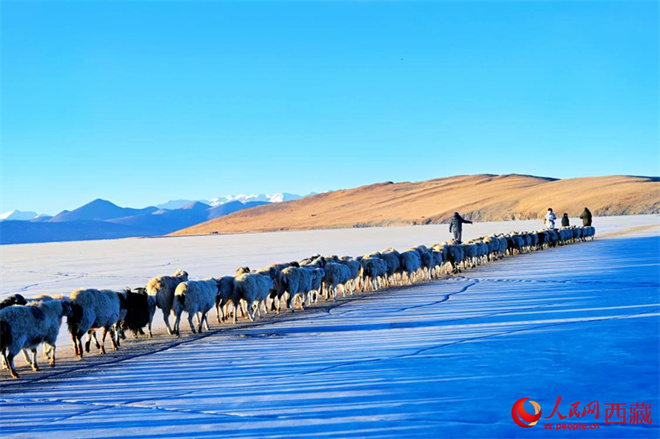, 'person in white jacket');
544,208,557,229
